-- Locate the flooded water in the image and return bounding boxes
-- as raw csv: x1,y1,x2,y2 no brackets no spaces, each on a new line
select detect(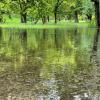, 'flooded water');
0,27,100,100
